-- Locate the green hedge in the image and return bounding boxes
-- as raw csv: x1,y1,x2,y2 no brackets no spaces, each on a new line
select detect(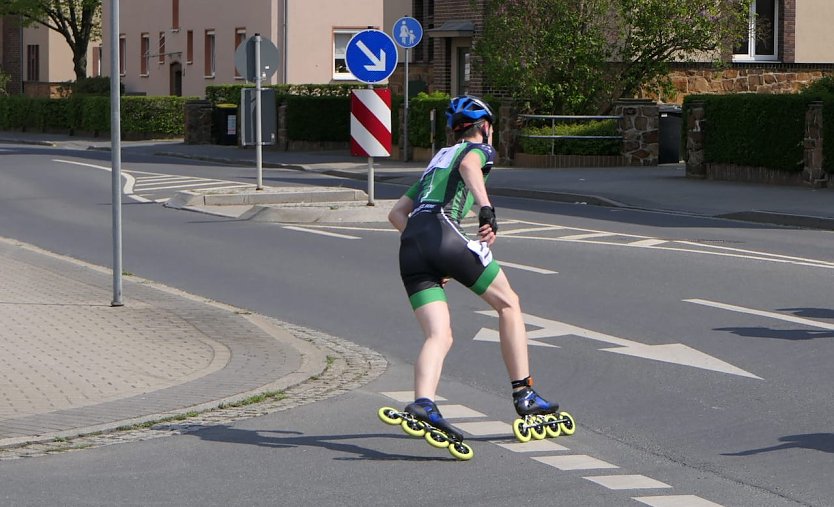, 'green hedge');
684,94,810,172
407,92,449,148
205,83,355,106
285,95,350,142
0,95,193,137
519,120,620,155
